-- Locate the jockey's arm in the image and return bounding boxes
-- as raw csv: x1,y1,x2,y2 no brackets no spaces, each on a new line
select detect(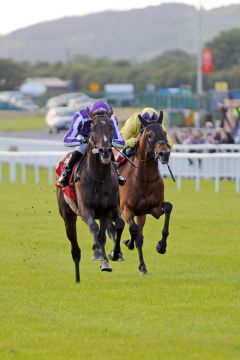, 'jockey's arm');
111,114,125,148
63,113,83,147
121,113,140,148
